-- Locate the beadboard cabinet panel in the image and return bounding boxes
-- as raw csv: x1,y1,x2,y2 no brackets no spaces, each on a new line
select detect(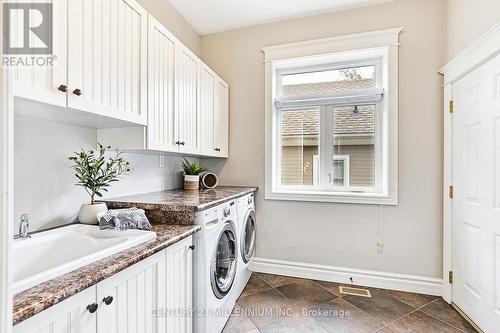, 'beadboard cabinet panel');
14,238,194,333
14,287,96,333
12,0,67,107
67,0,148,125
147,15,177,152
214,79,229,158
200,66,215,156
165,237,193,333
96,252,166,333
175,45,200,155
